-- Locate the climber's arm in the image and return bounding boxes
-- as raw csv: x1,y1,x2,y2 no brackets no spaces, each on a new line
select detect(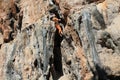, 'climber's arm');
51,17,61,22
55,23,62,34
